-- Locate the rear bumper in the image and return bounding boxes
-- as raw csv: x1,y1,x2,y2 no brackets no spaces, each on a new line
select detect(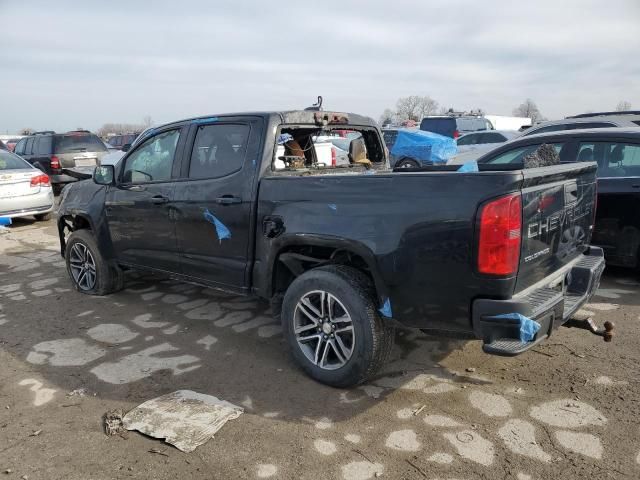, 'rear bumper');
472,246,605,356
